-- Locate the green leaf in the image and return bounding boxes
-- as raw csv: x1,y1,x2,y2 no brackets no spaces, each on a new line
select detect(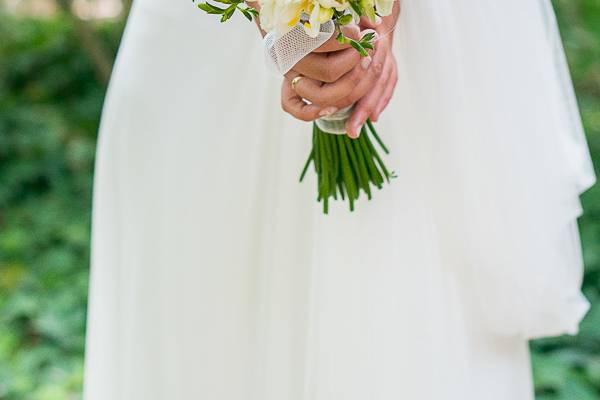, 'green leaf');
198,2,226,14
220,4,237,22
361,31,376,42
348,0,364,16
349,39,369,57
337,14,353,25
361,41,374,50
336,31,349,44
246,7,259,16
239,6,254,21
